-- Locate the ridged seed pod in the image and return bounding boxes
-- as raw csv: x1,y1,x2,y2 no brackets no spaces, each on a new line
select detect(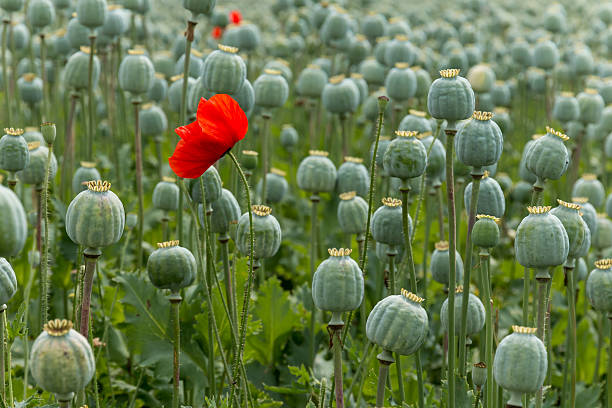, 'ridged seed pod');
30,319,95,402
152,177,179,212
385,63,416,103
336,157,369,198
553,92,579,124
573,197,597,240
27,0,55,29
384,35,414,68
359,57,386,88
190,166,222,206
534,39,559,70
0,184,27,257
208,188,240,237
253,69,289,109
101,4,128,38
257,169,288,204
493,326,547,407
71,161,101,194
586,260,612,316
593,214,612,251
0,128,29,173
524,126,570,187
0,258,17,304
430,241,464,286
371,198,409,247
182,0,215,18
119,49,154,96
398,109,432,134
76,0,107,28
147,241,196,292
441,287,485,336
571,174,605,208
139,103,168,138
296,64,327,99
236,205,281,260
472,215,501,249
0,0,23,12
421,134,446,187
550,200,591,265
18,73,42,104
297,150,337,193
455,111,503,173
280,125,298,152
577,88,604,125
312,248,364,324
64,47,100,90
202,44,246,95
147,74,168,103
427,68,475,129
467,64,496,93
17,142,57,186
383,130,427,182
337,191,367,236
321,74,359,115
